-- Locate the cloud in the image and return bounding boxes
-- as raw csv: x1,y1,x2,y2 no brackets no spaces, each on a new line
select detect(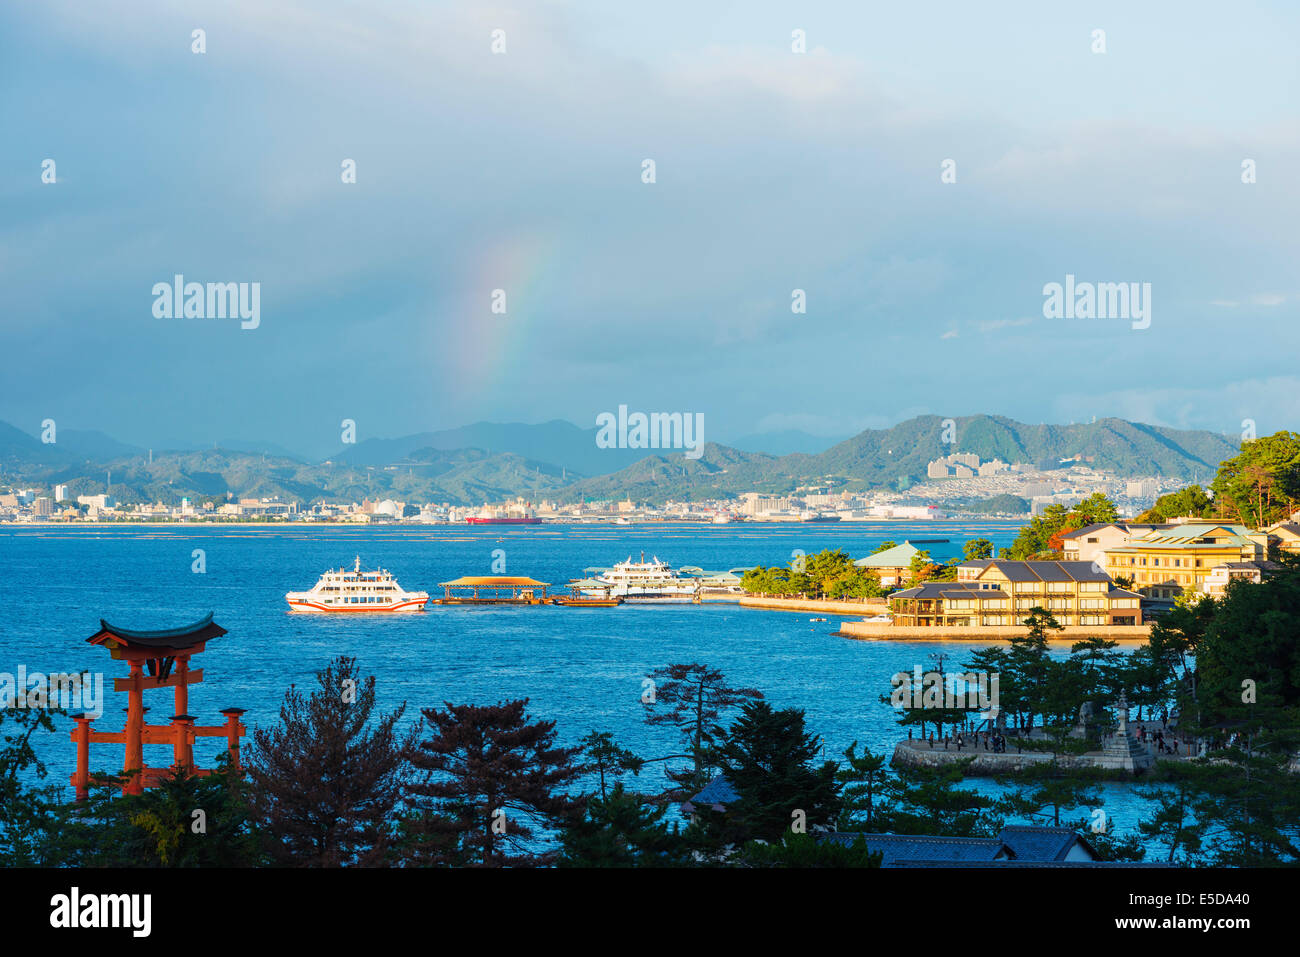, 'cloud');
1050,376,1300,437
975,316,1036,333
